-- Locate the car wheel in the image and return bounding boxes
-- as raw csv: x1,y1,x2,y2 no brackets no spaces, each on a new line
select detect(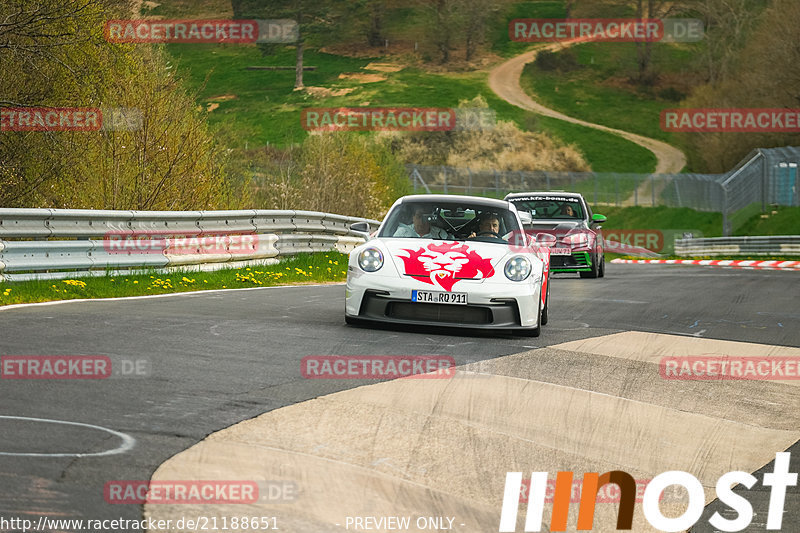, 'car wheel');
598,254,605,278
580,253,600,278
540,277,549,326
